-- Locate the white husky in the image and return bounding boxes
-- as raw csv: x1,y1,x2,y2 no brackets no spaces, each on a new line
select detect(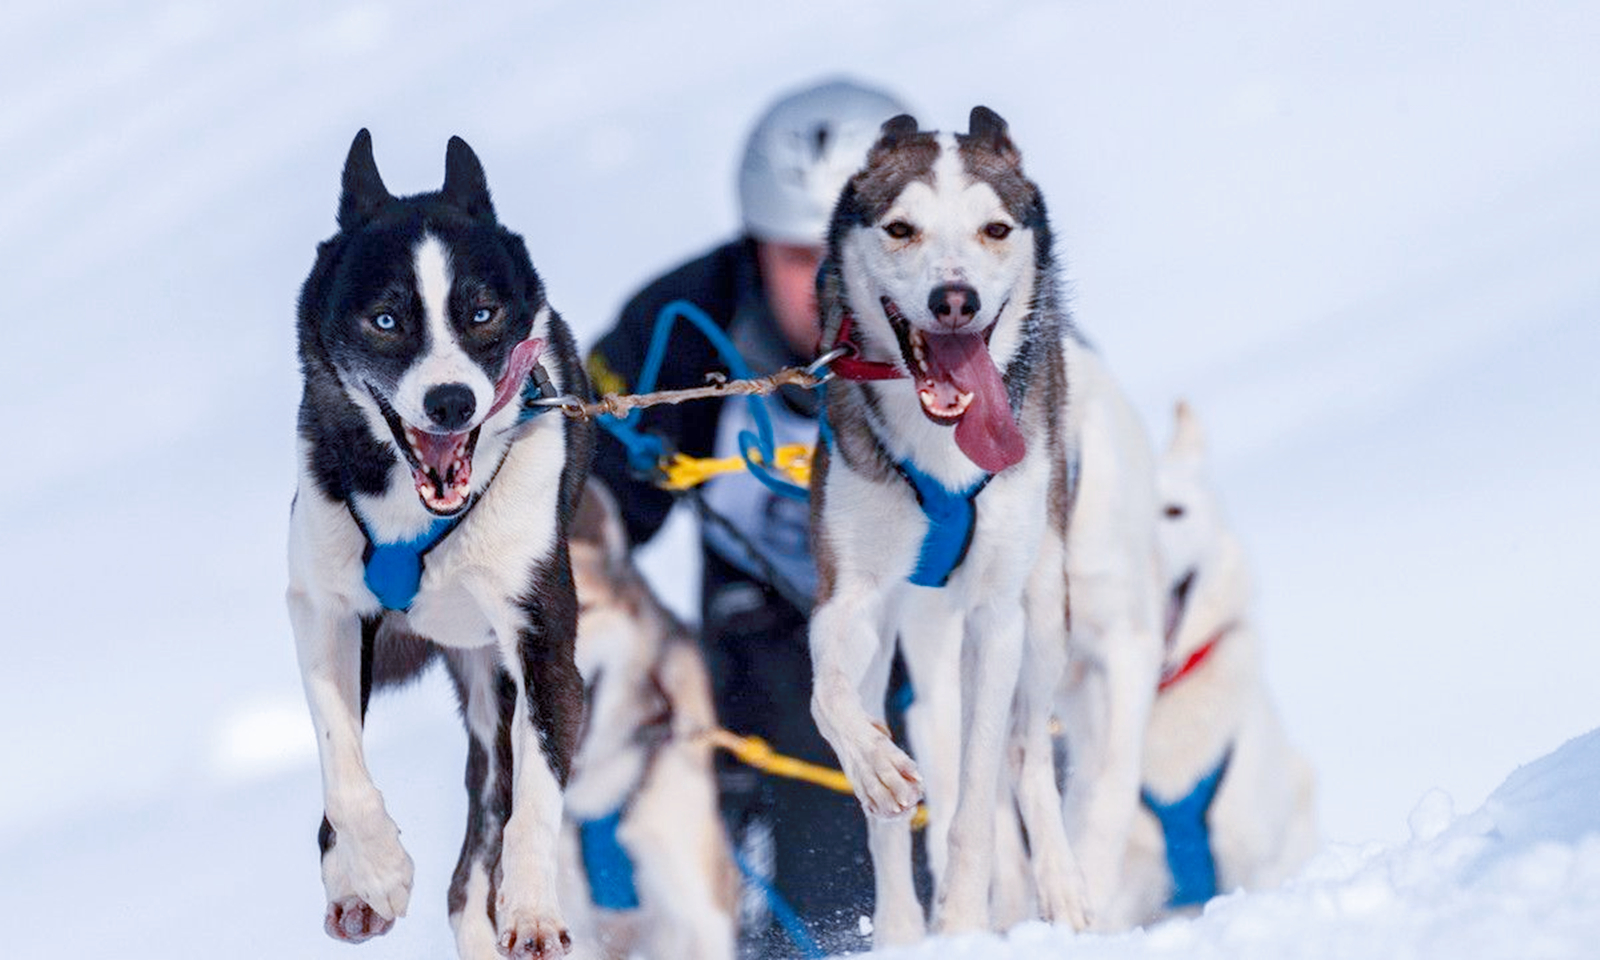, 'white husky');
1099,401,1318,929
808,107,1163,944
